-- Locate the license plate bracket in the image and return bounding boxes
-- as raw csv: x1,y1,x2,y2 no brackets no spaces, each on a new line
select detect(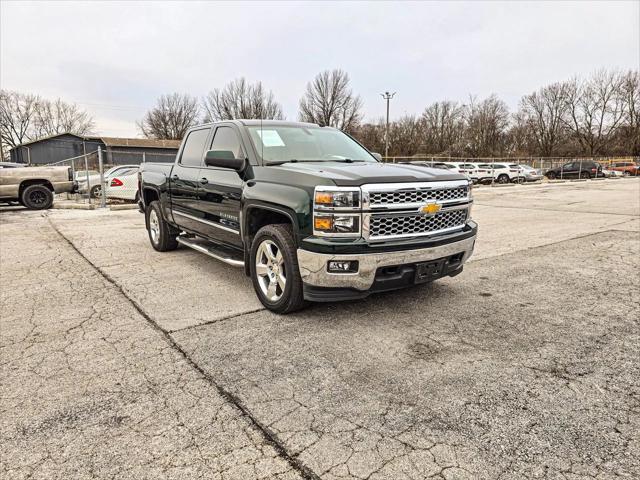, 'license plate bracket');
415,259,447,284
